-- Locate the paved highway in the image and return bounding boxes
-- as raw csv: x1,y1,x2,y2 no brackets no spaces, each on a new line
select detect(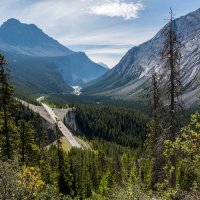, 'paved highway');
41,102,81,148
16,98,54,124
17,97,81,148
